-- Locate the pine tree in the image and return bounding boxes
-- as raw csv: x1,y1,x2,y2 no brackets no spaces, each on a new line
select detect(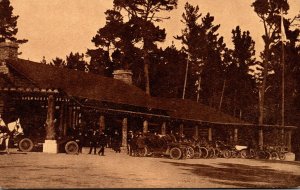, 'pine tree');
0,0,27,43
